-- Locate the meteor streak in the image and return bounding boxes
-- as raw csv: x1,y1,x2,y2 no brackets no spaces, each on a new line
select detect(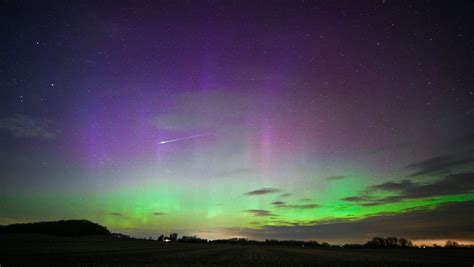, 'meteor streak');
159,133,211,145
